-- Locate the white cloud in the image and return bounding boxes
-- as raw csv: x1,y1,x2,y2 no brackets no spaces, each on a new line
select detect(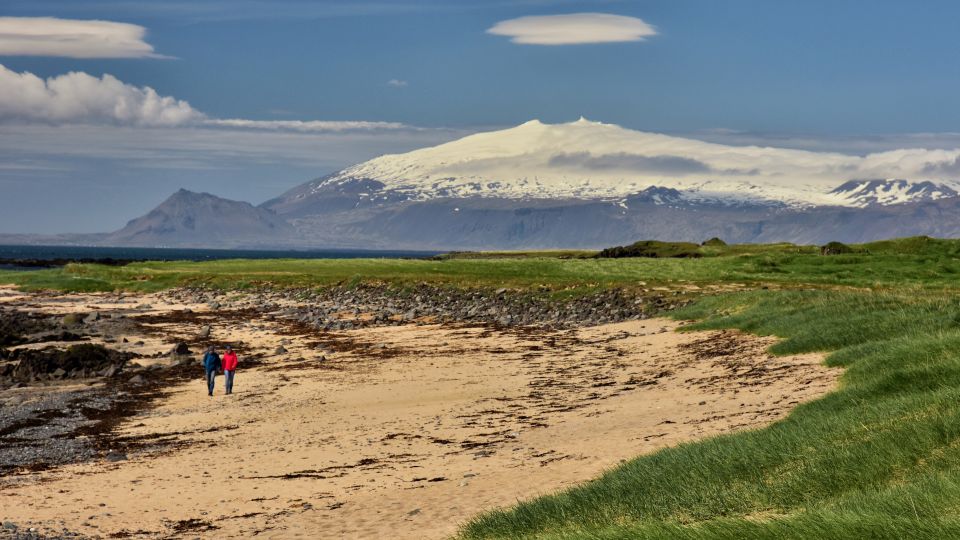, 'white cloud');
205,119,412,132
0,17,167,58
387,79,408,87
0,64,201,126
0,124,467,172
0,64,419,132
487,13,657,45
